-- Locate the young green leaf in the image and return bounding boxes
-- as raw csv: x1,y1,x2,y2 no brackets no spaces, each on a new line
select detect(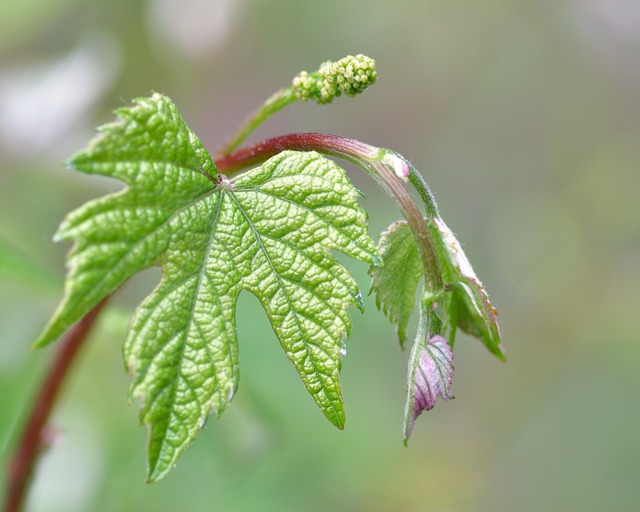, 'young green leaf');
35,93,379,482
369,221,423,347
371,219,504,359
426,218,504,360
